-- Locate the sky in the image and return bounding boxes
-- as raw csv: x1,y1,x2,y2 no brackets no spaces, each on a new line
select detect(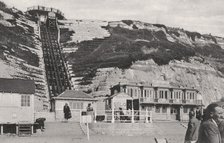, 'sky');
2,0,224,37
